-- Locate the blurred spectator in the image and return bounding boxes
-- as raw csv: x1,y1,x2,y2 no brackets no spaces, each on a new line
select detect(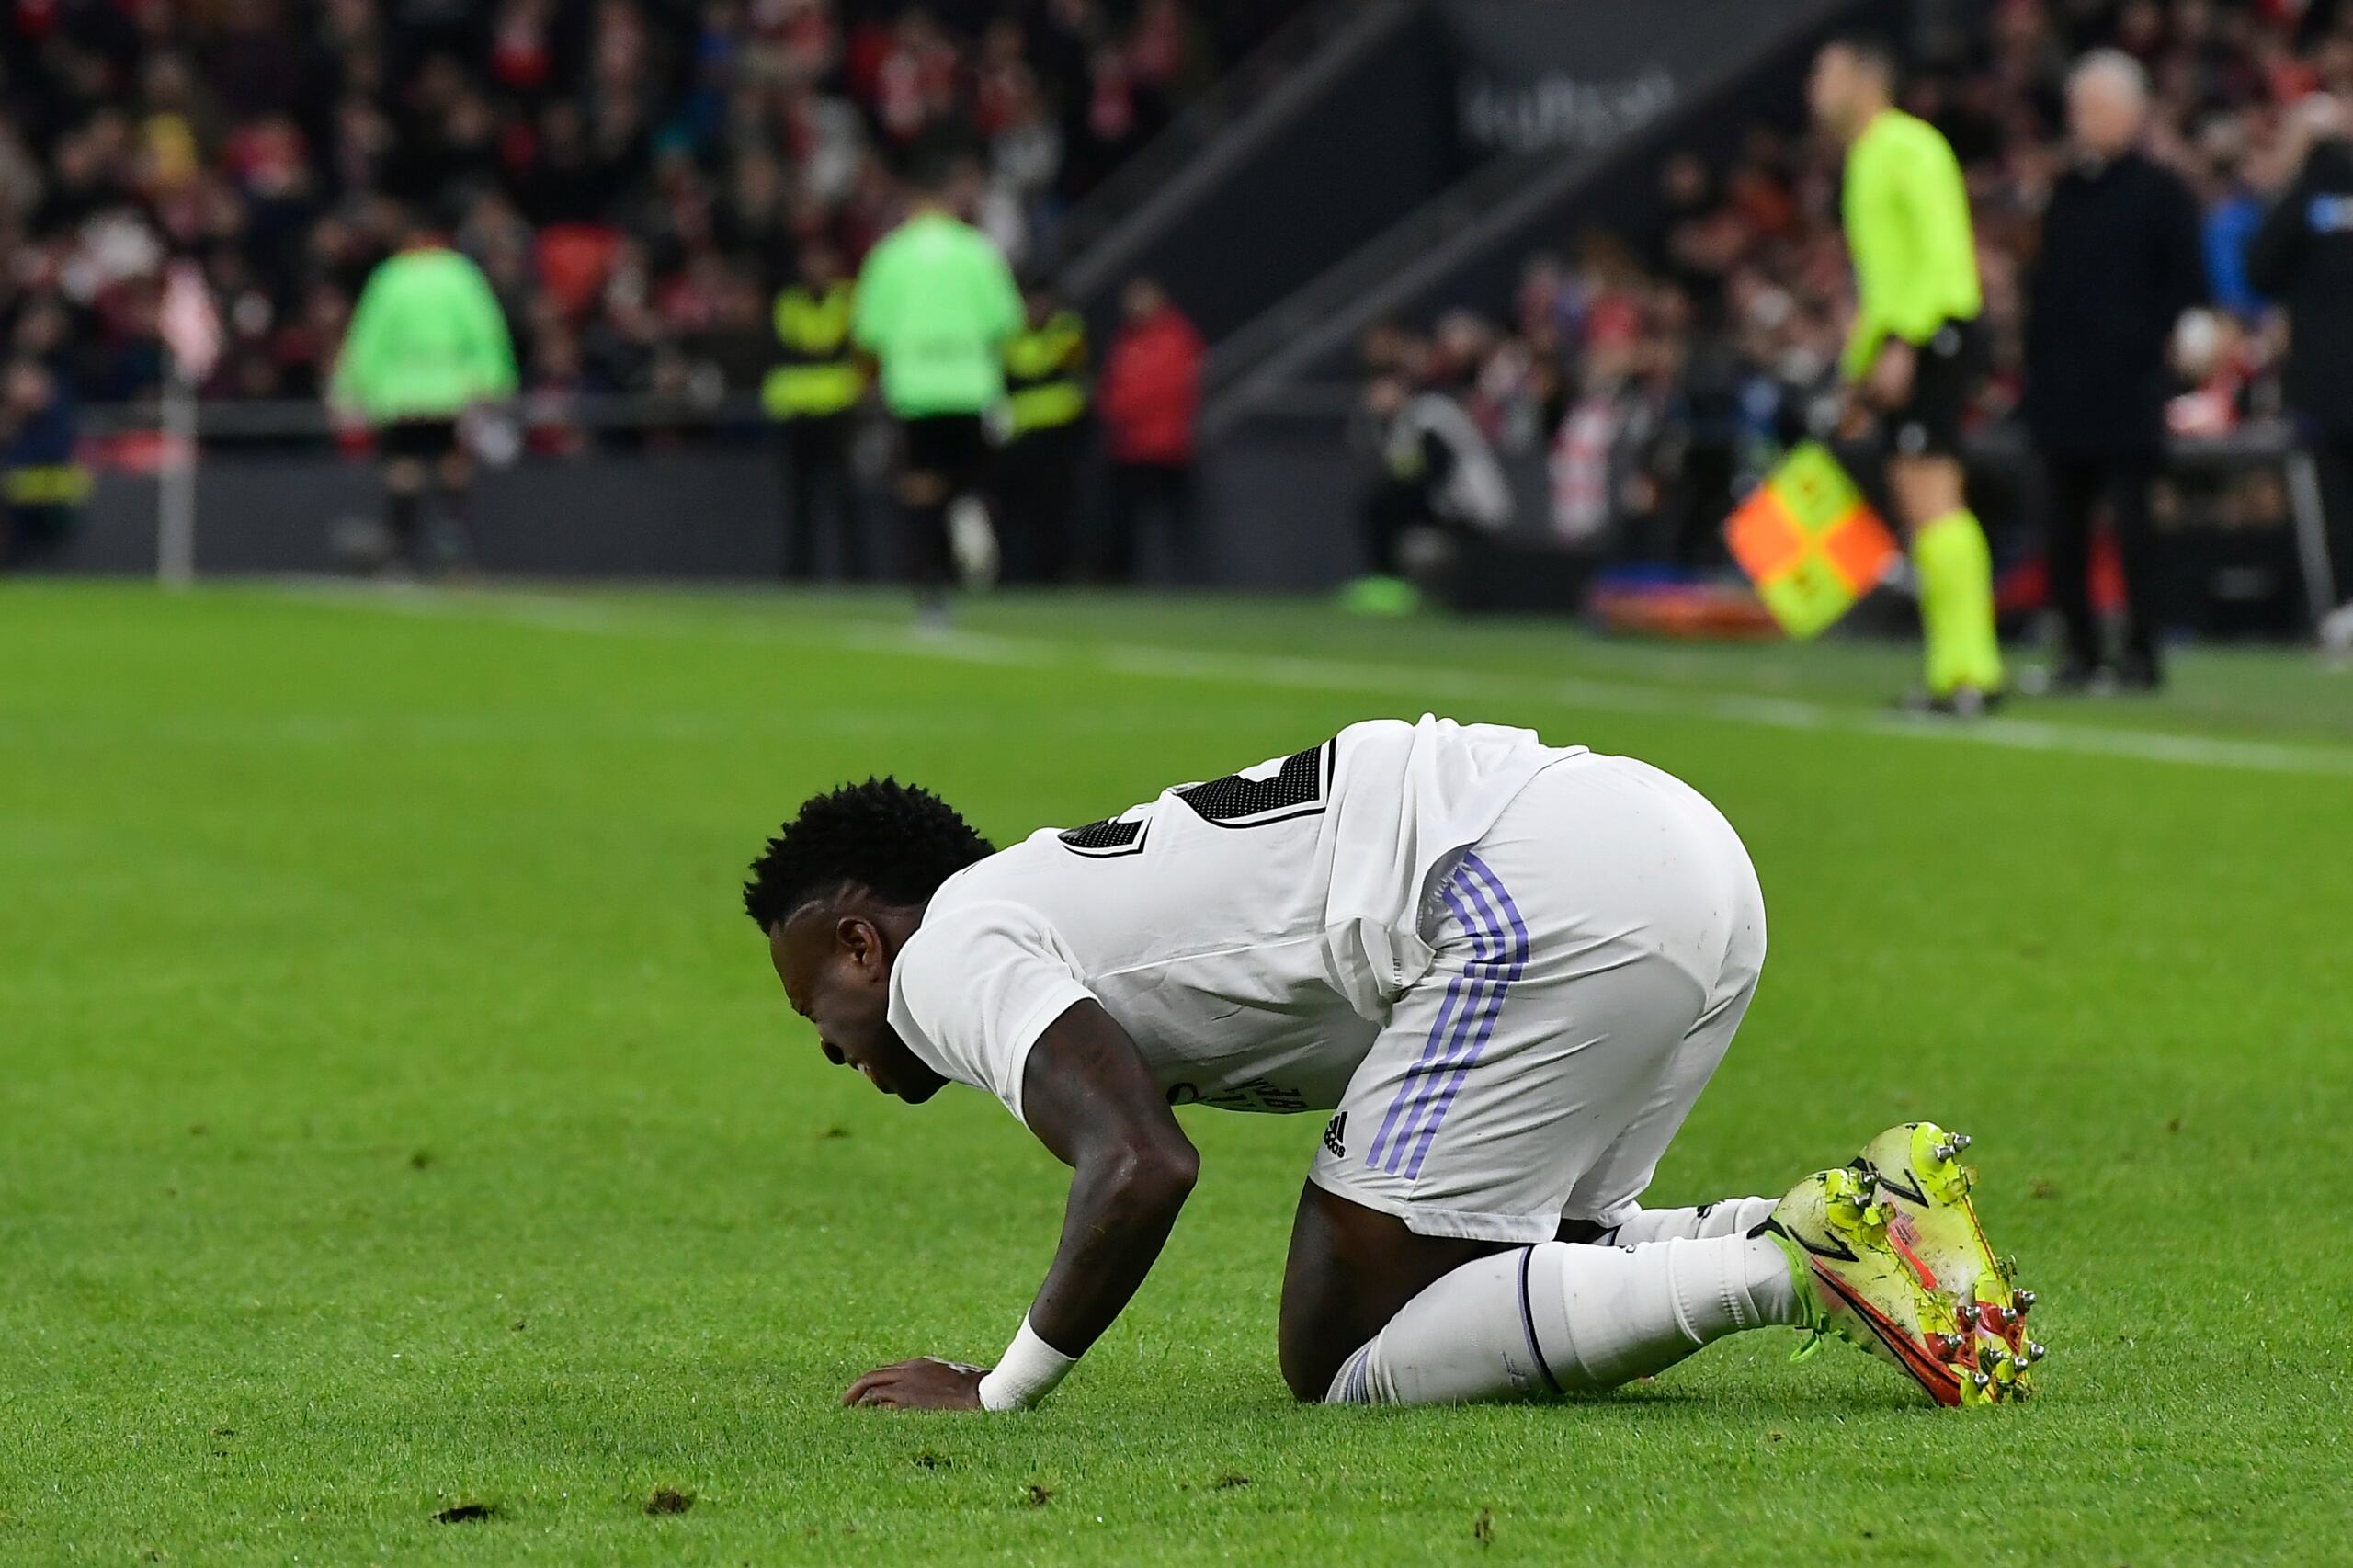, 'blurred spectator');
329,222,518,574
995,277,1090,583
0,358,87,570
764,240,869,581
1348,367,1511,614
2199,121,2270,321
2246,94,2353,636
0,0,1303,415
1096,276,1201,582
2025,51,2209,692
